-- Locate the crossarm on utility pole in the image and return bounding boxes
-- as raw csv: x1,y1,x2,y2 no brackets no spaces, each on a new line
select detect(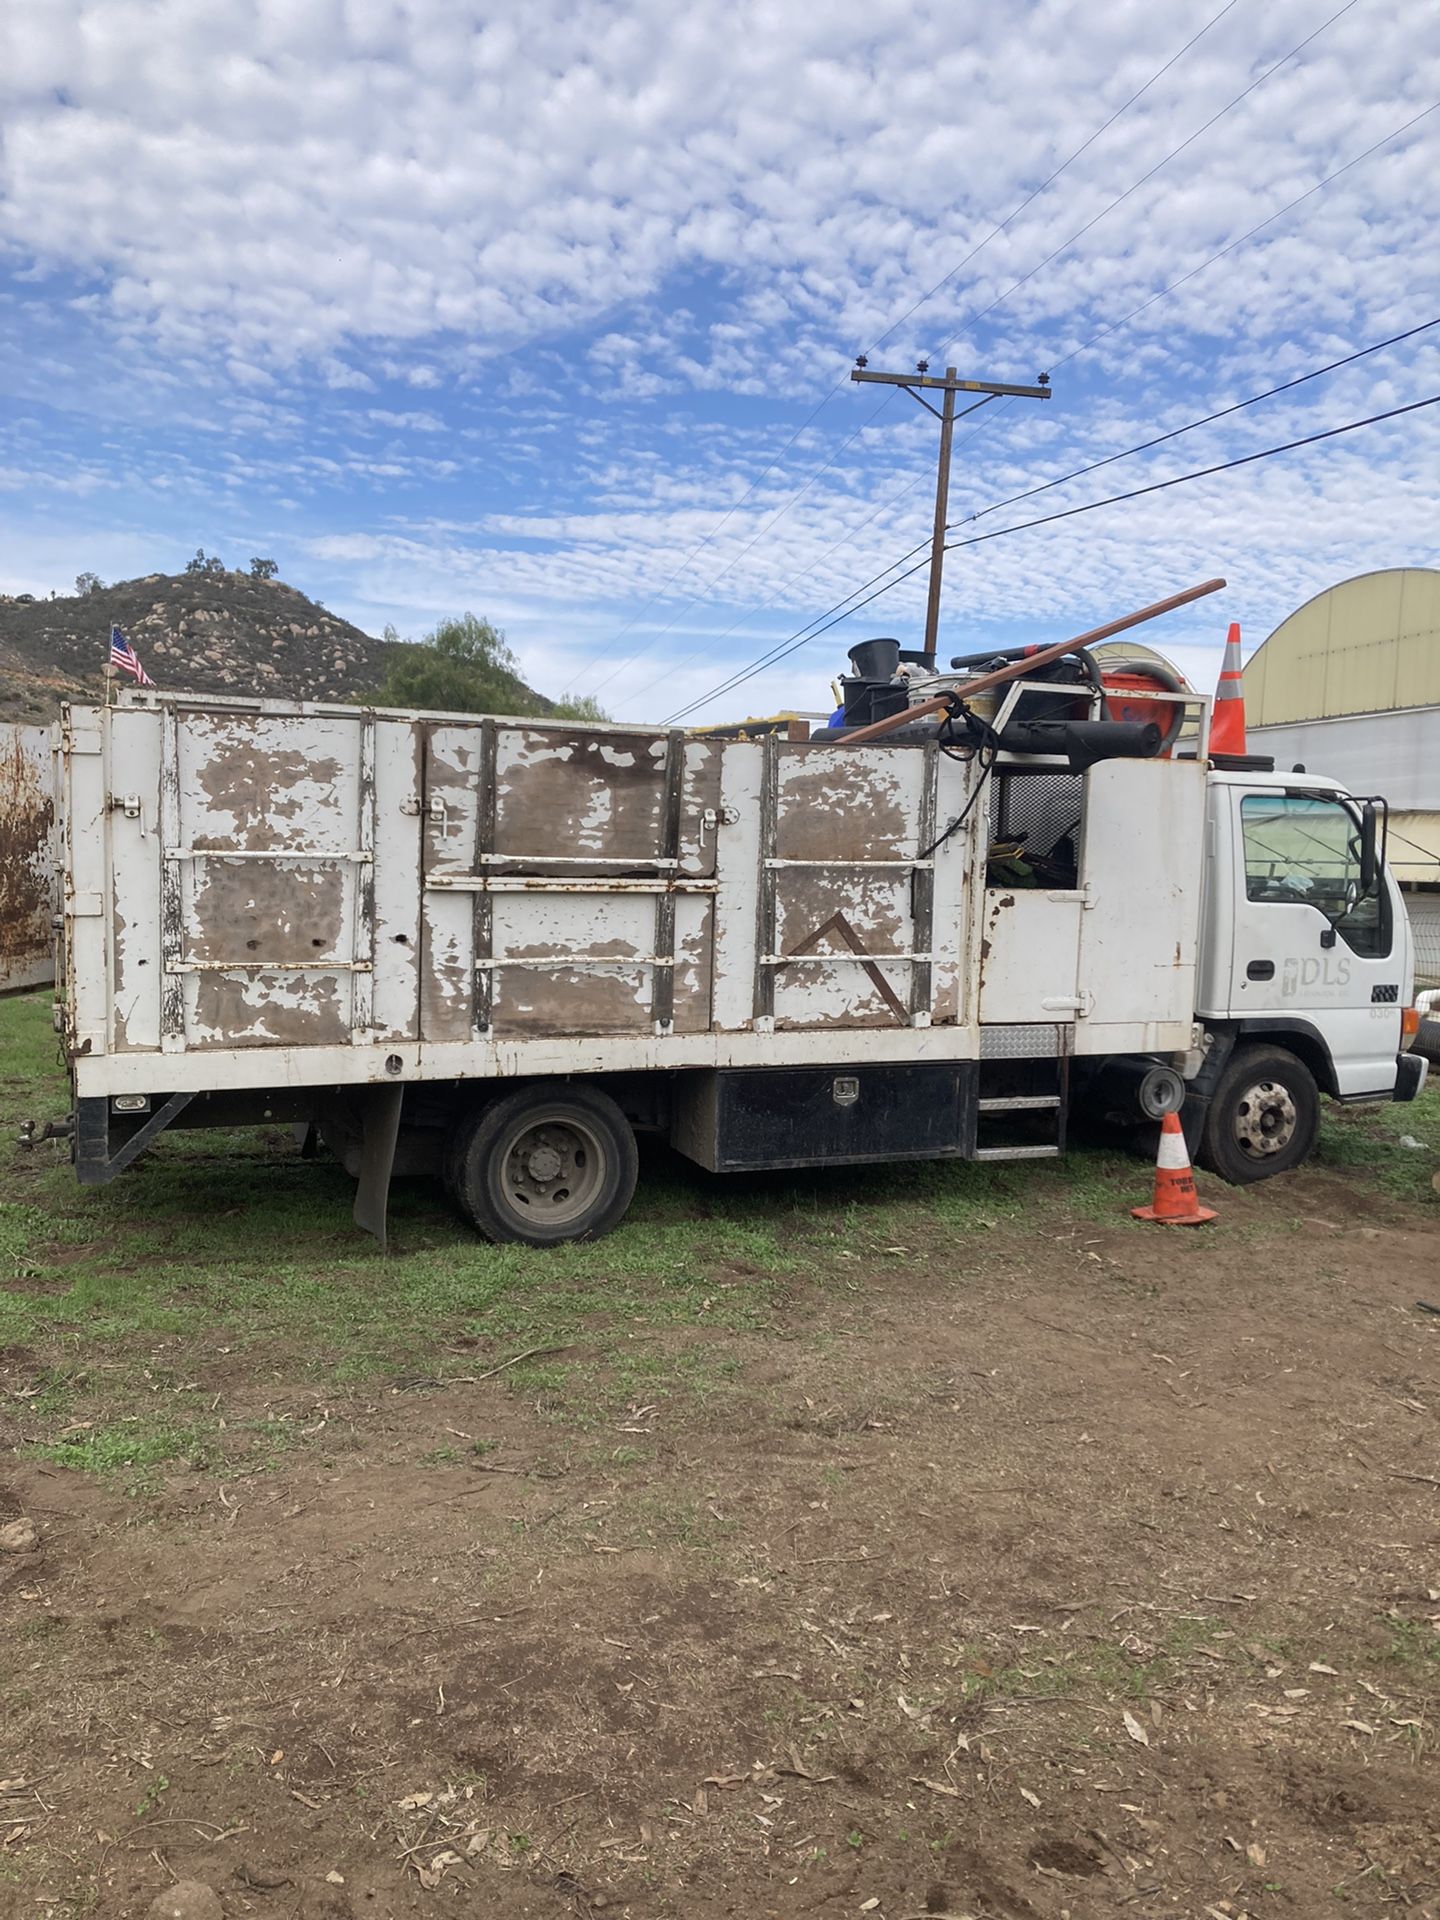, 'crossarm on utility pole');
850,363,1051,669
